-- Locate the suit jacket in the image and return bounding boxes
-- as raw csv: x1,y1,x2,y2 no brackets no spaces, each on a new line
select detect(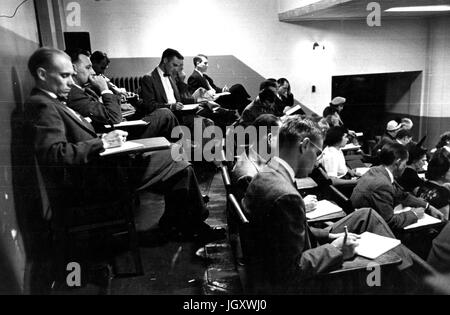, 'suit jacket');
24,89,128,222
67,85,122,127
242,159,343,293
140,68,181,115
187,71,221,95
350,166,426,230
428,222,450,274
239,98,275,128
